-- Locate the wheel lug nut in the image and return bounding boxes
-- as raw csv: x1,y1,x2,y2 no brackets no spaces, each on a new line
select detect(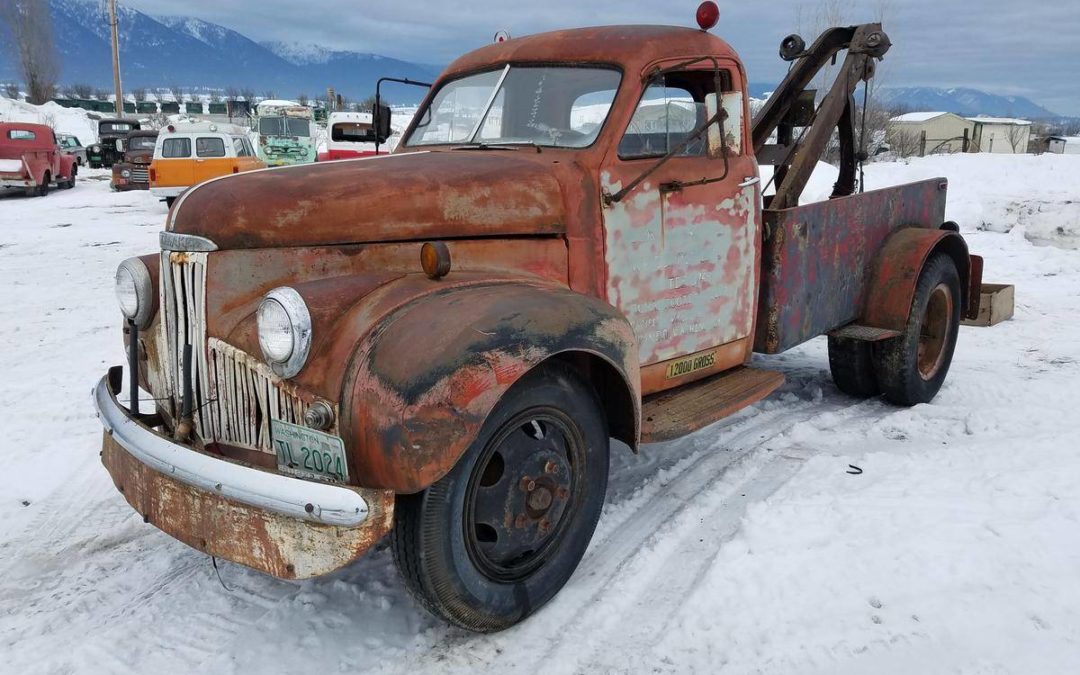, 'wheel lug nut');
539,518,551,533
544,461,557,474
515,514,527,528
556,487,568,499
